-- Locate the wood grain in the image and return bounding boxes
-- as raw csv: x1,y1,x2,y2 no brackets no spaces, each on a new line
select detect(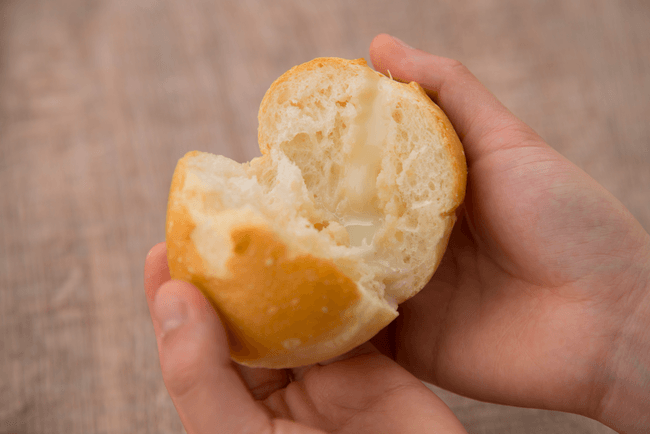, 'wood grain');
1,0,648,432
